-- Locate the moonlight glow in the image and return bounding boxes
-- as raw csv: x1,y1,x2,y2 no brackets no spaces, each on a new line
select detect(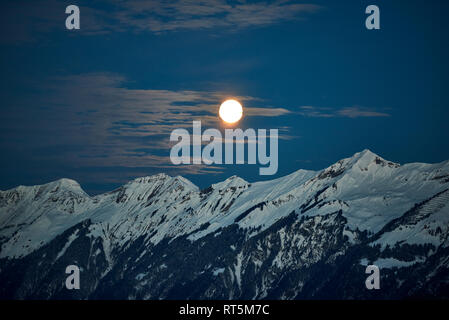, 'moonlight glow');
219,99,243,124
